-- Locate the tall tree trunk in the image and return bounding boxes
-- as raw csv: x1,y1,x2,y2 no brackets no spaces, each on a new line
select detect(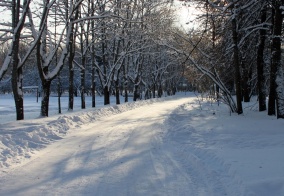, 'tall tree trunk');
55,6,61,114
211,18,220,101
80,61,86,109
11,0,26,120
268,6,276,116
241,61,250,102
102,32,110,105
158,83,163,98
133,71,140,101
91,51,96,108
232,15,243,114
91,1,96,108
40,80,51,117
68,52,74,110
104,86,110,105
35,0,53,118
68,14,77,111
91,68,96,107
80,27,86,110
36,36,51,117
12,66,24,120
99,2,110,105
133,84,139,101
257,7,267,111
57,74,61,114
153,84,156,98
115,70,121,105
115,80,120,105
123,59,129,103
124,81,128,102
271,0,284,118
79,7,87,110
